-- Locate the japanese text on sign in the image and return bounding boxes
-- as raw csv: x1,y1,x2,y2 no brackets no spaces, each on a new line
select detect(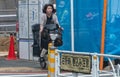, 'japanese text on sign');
61,54,91,73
